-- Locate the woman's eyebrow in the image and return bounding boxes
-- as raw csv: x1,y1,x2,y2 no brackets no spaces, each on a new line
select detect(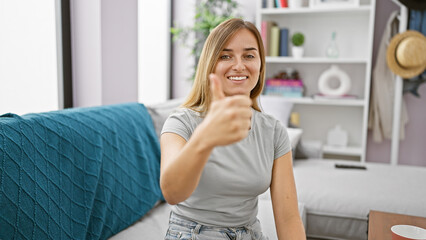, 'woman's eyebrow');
222,47,258,51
